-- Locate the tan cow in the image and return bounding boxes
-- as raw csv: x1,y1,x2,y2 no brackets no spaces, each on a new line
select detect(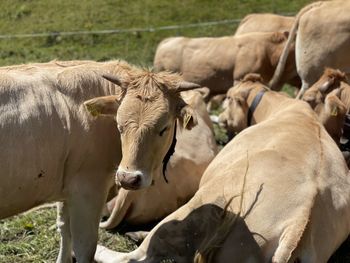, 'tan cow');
269,0,350,98
235,13,295,36
94,74,350,263
302,68,350,143
153,31,298,97
0,60,200,263
100,90,218,230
